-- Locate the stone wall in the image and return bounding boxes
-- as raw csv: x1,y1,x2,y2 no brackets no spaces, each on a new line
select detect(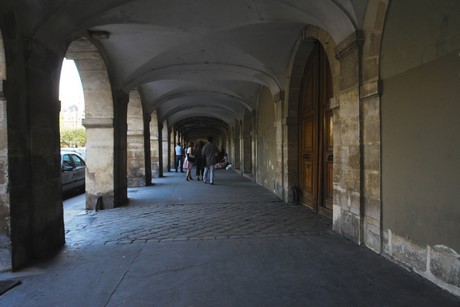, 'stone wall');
332,32,363,244
242,110,253,175
0,81,10,271
255,88,277,192
3,36,65,269
0,32,11,271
